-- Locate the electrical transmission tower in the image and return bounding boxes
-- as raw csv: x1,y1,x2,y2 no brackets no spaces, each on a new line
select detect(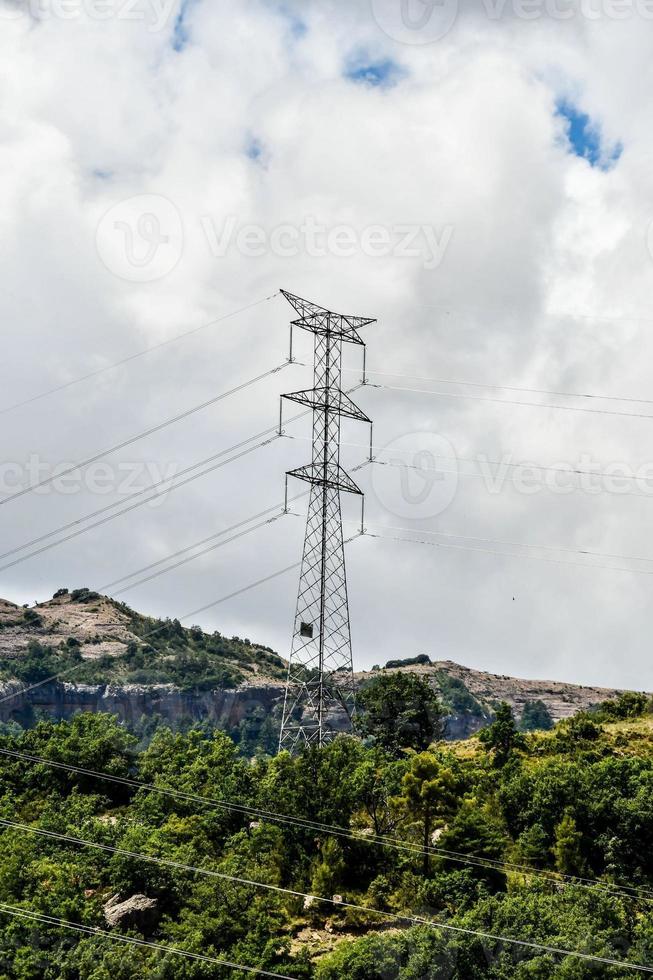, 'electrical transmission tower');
278,289,374,752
